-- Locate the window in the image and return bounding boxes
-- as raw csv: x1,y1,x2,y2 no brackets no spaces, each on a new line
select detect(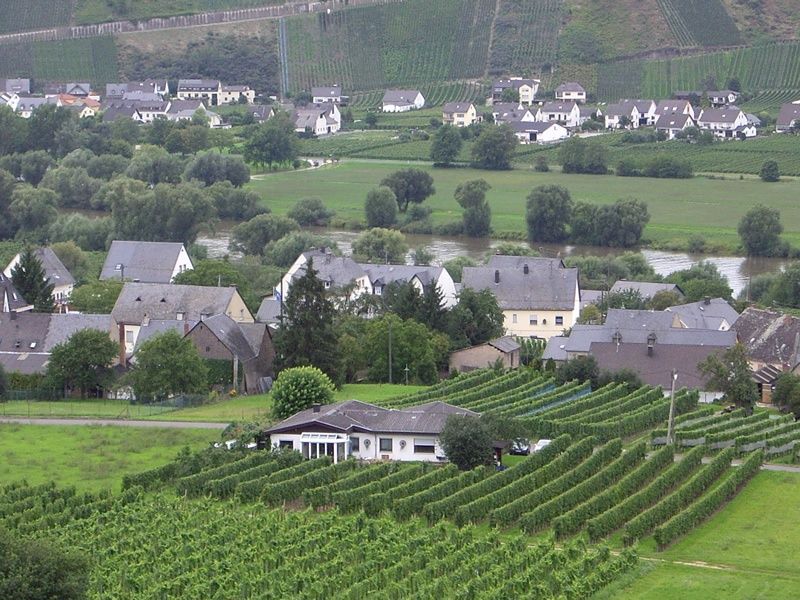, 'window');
125,330,134,343
379,438,393,452
529,315,538,326
278,440,293,450
413,439,436,454
512,314,518,324
350,437,360,452
555,316,564,326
